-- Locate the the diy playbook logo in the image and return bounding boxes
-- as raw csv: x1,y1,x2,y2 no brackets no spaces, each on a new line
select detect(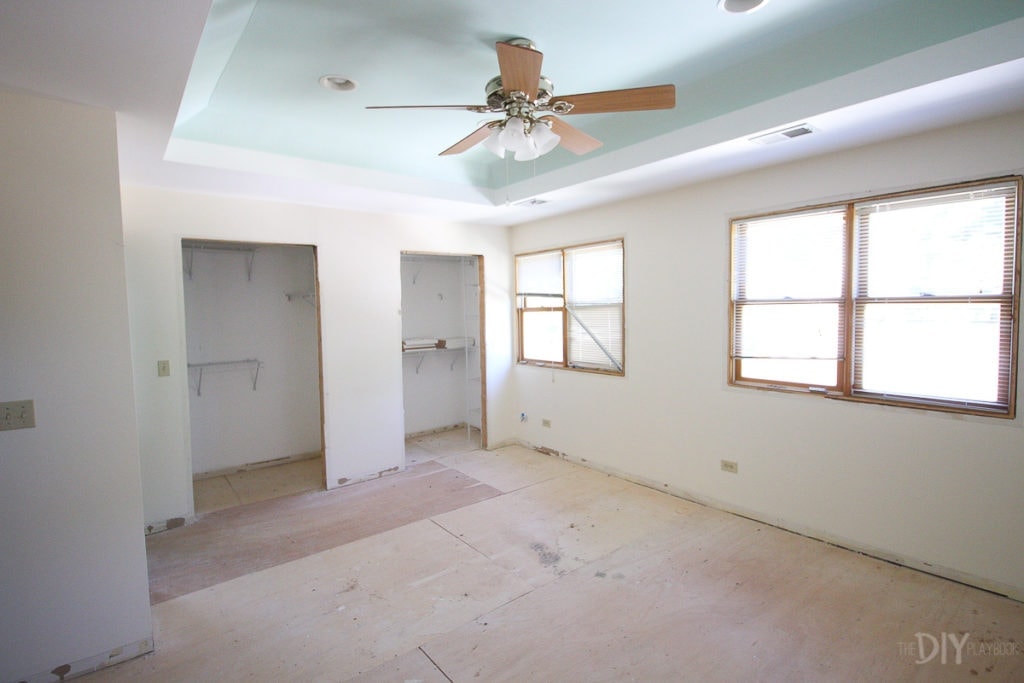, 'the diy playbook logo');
898,632,1021,665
